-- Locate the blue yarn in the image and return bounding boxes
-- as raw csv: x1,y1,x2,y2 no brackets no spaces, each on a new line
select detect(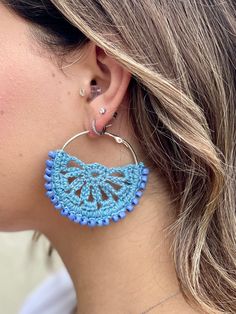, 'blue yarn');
44,150,149,227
